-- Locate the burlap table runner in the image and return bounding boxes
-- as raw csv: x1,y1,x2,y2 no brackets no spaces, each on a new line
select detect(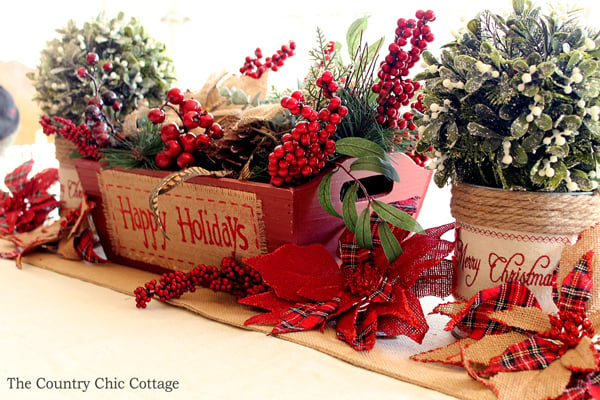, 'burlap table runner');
19,251,494,400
